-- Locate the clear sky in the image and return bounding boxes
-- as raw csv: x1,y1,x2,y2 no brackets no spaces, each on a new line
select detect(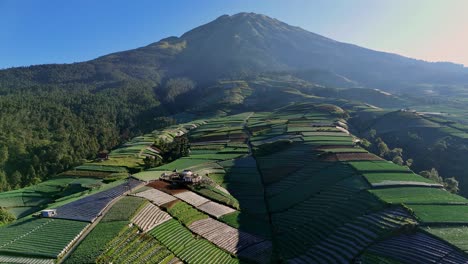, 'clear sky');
1,0,468,69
